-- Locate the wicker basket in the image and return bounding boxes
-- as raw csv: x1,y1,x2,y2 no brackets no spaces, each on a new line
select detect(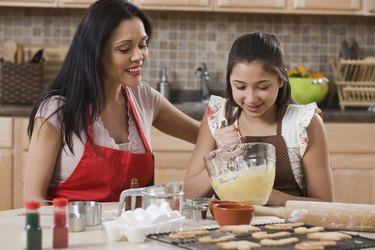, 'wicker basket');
0,59,44,104
331,58,375,110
